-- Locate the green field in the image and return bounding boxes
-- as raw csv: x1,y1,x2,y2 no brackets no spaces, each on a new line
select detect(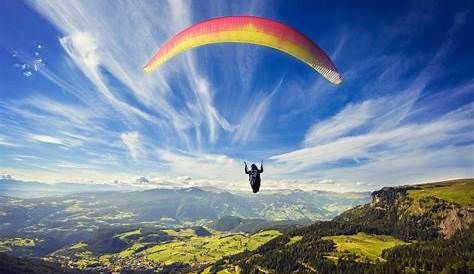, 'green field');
48,242,100,269
118,243,145,258
162,228,197,238
287,235,303,245
116,229,141,239
70,242,87,249
74,252,99,268
407,179,474,206
144,230,281,265
200,265,240,274
322,232,409,262
0,237,36,252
